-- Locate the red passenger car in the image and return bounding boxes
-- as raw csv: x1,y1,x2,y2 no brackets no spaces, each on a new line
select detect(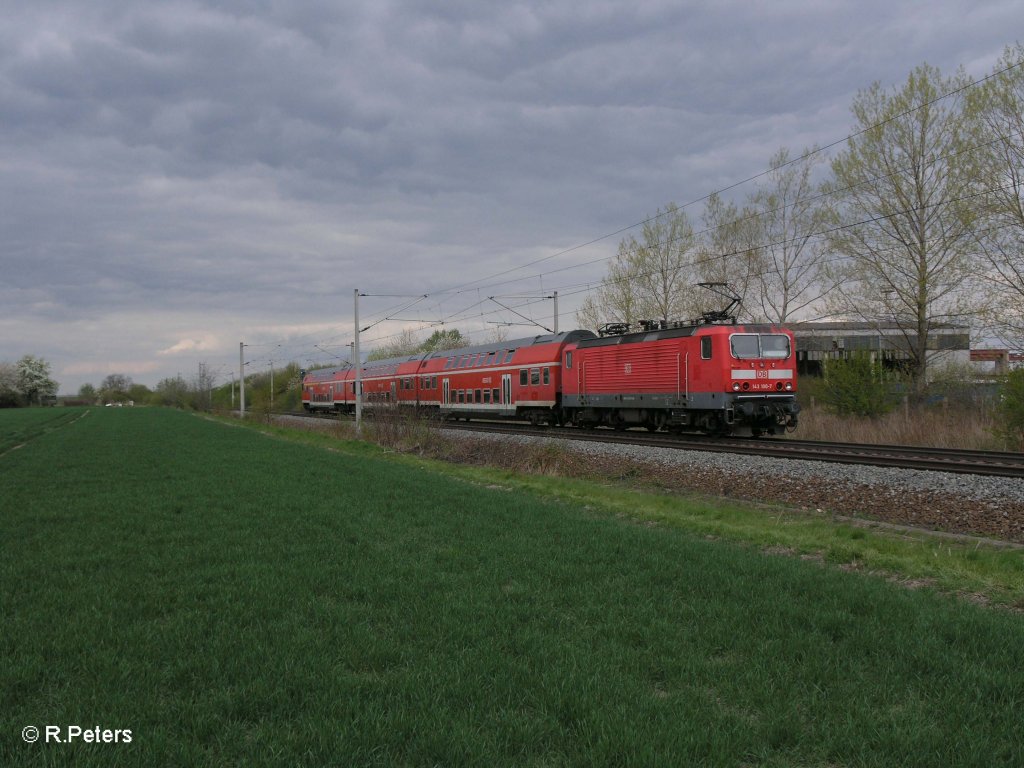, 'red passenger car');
417,330,597,424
